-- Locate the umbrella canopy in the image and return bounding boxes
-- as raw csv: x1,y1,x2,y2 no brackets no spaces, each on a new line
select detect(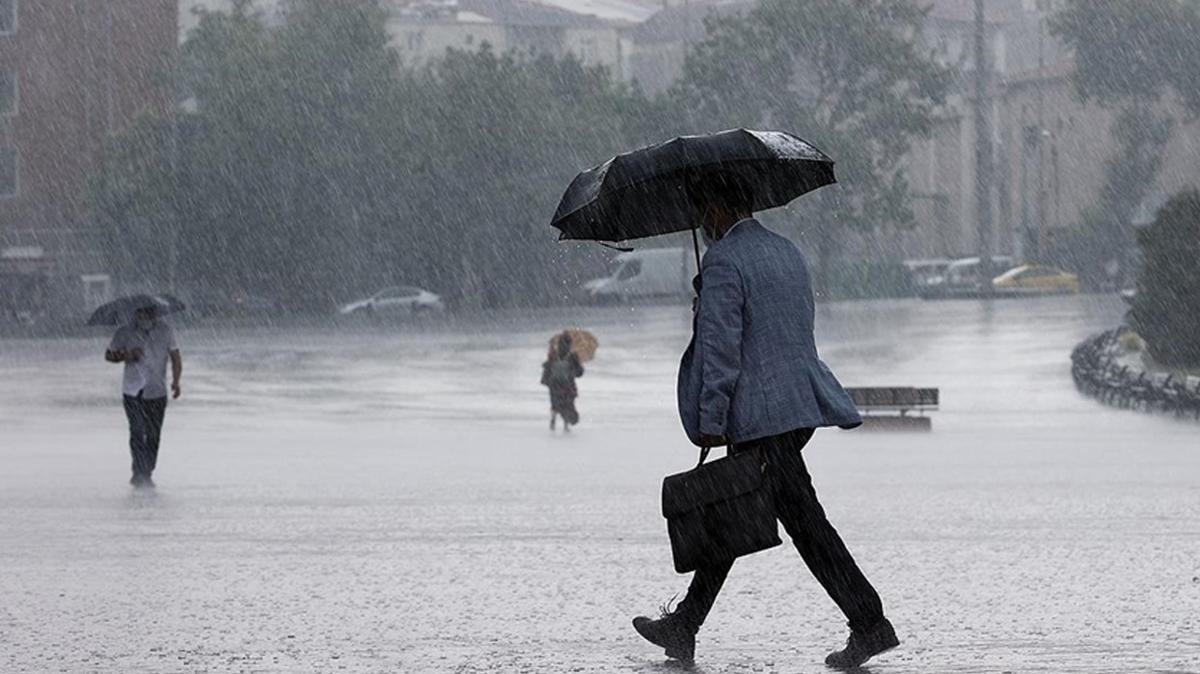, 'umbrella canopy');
551,129,836,244
550,328,598,362
86,294,186,326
